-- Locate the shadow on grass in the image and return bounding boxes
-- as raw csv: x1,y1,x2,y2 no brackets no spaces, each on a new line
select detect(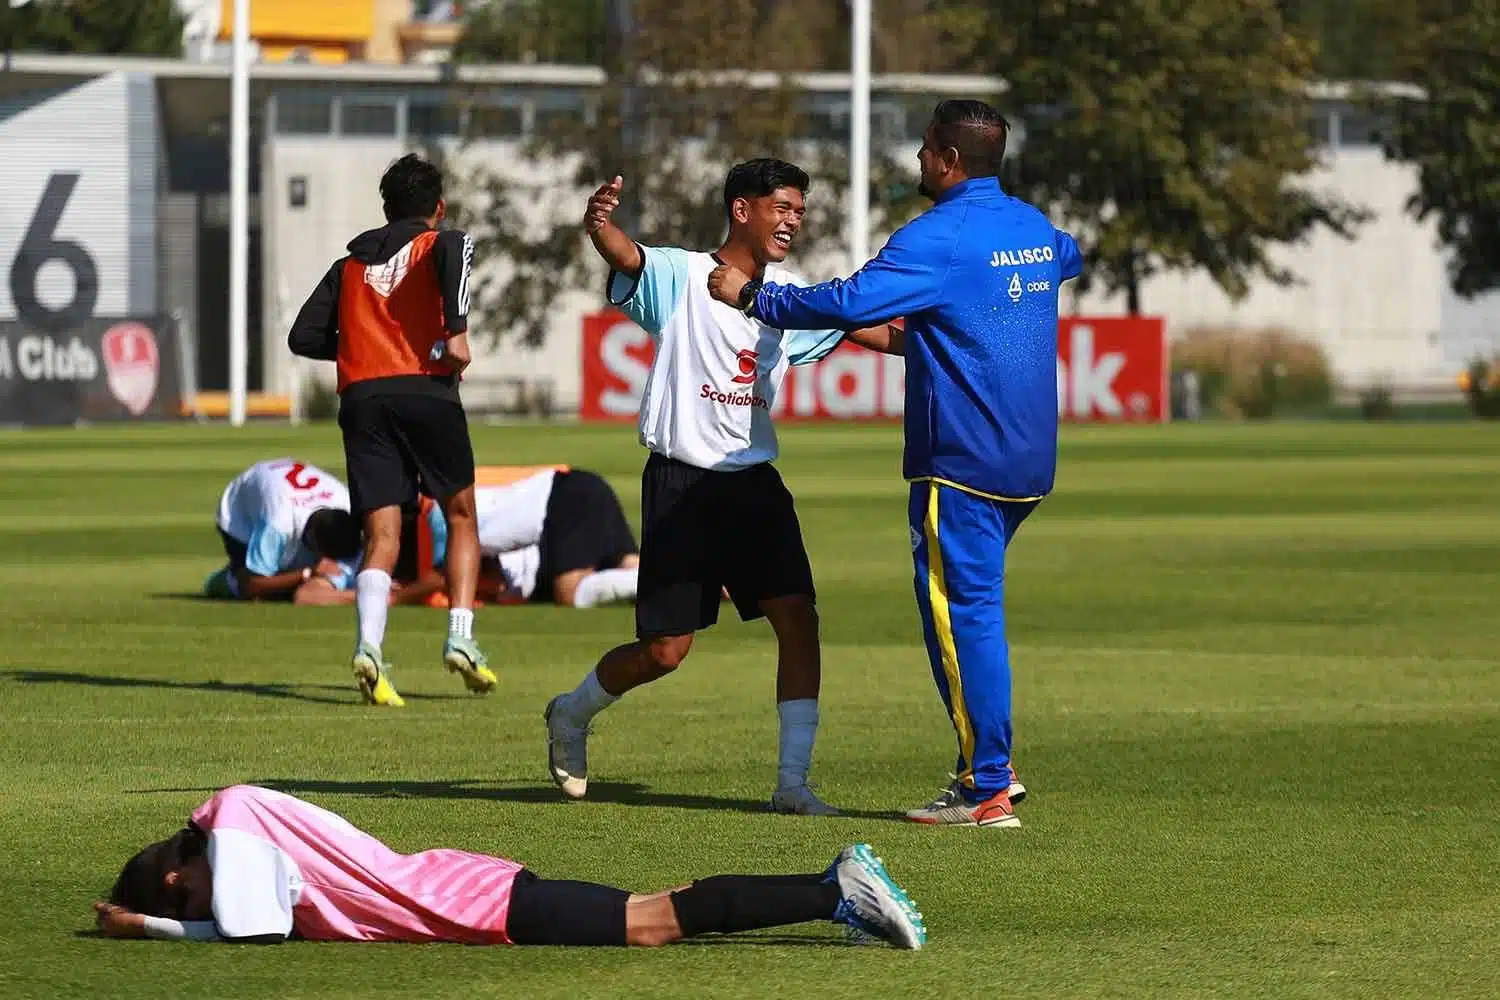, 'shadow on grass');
0,670,466,705
70,928,857,948
127,777,906,822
